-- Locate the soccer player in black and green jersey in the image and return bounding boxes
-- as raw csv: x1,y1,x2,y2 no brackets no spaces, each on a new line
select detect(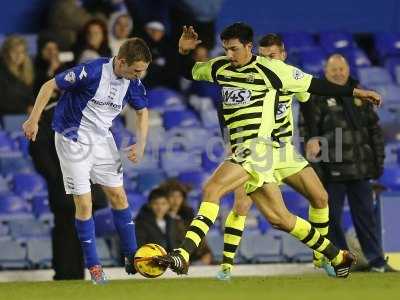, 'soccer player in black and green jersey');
217,33,334,280
154,23,381,278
